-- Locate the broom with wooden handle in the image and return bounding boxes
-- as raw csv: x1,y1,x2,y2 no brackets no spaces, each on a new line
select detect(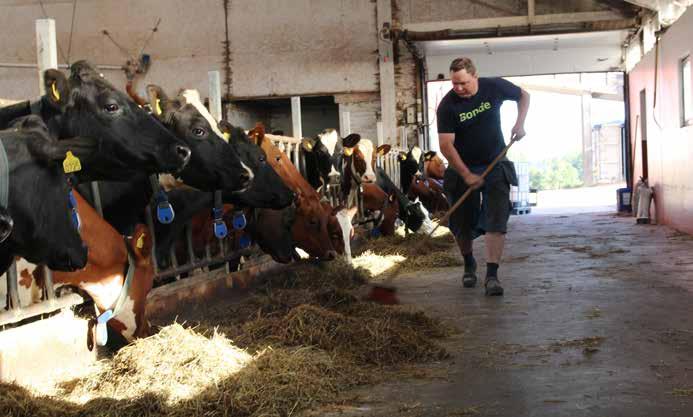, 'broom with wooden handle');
366,135,520,305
